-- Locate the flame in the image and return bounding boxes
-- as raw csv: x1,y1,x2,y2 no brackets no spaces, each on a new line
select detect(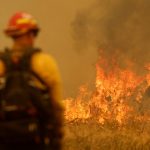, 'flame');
64,55,150,126
64,86,91,123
